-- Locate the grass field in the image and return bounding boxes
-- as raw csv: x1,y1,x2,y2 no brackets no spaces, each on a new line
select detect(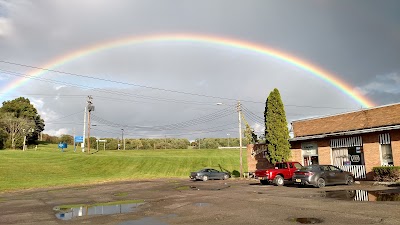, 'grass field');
0,144,247,192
